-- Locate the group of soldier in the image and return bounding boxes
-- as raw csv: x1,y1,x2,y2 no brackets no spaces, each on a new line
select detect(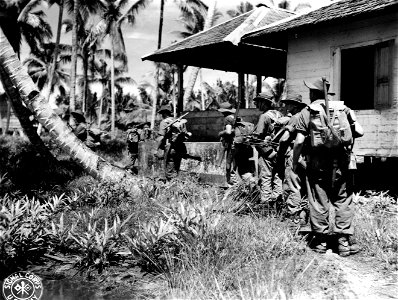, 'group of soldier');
127,76,364,257
218,77,364,257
